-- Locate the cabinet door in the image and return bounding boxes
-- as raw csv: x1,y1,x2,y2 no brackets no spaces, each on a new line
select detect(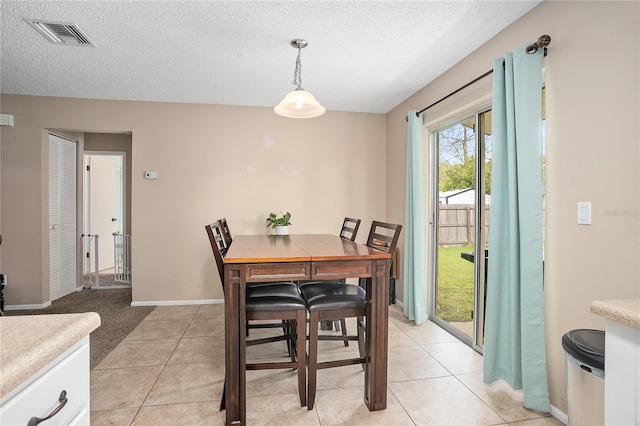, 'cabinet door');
0,341,90,425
